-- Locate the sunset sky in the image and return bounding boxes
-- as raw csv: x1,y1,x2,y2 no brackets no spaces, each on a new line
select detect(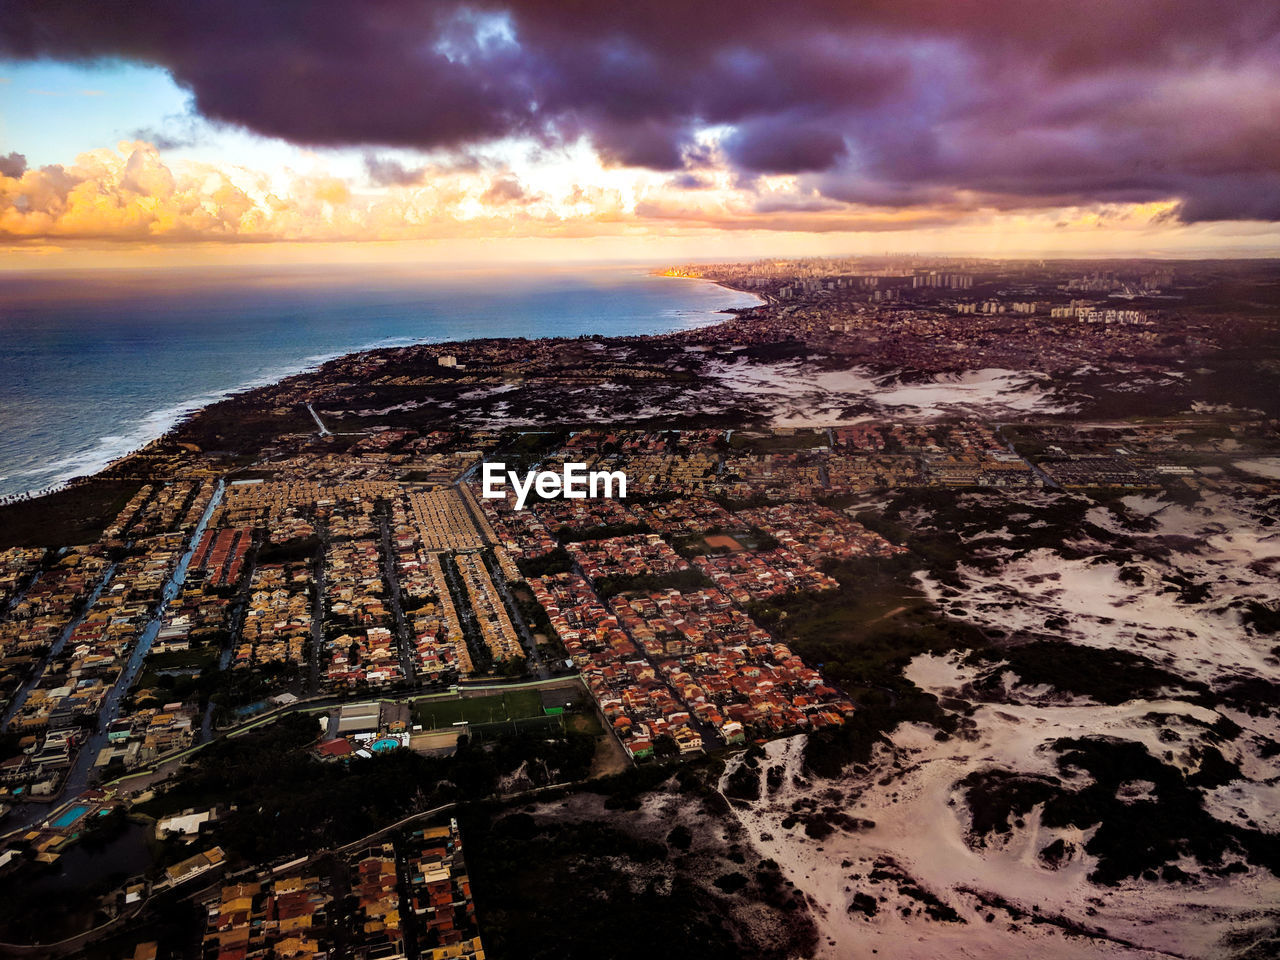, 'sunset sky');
3,0,1279,267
